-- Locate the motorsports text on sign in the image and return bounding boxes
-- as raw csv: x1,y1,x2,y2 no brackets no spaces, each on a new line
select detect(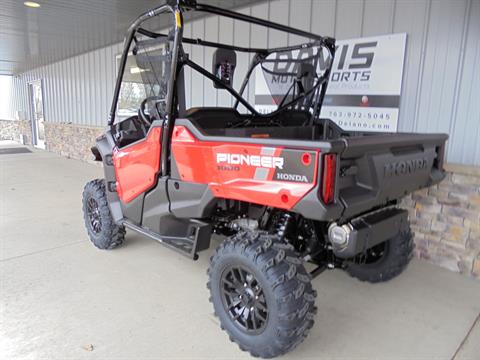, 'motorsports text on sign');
255,33,407,132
